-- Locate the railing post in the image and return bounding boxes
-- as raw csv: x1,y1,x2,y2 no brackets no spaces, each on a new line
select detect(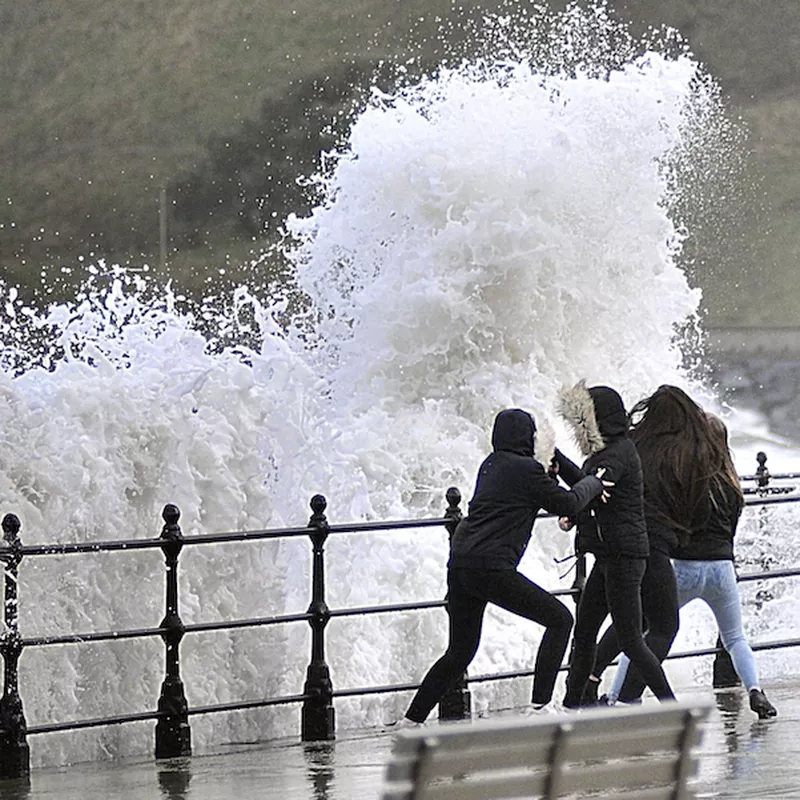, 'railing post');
755,451,770,490
0,513,29,780
301,494,335,741
155,504,191,759
563,535,587,697
714,451,768,689
438,487,471,721
712,634,740,688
